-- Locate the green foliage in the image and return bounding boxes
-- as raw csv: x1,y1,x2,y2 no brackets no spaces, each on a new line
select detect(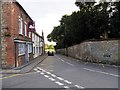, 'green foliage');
109,2,120,38
47,1,120,49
